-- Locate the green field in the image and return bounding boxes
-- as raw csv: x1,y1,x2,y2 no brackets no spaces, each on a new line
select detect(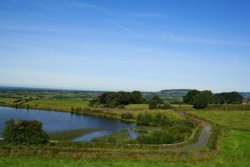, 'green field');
0,98,89,112
0,97,18,104
25,99,89,112
1,93,250,166
125,104,149,109
0,129,249,167
190,110,250,130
